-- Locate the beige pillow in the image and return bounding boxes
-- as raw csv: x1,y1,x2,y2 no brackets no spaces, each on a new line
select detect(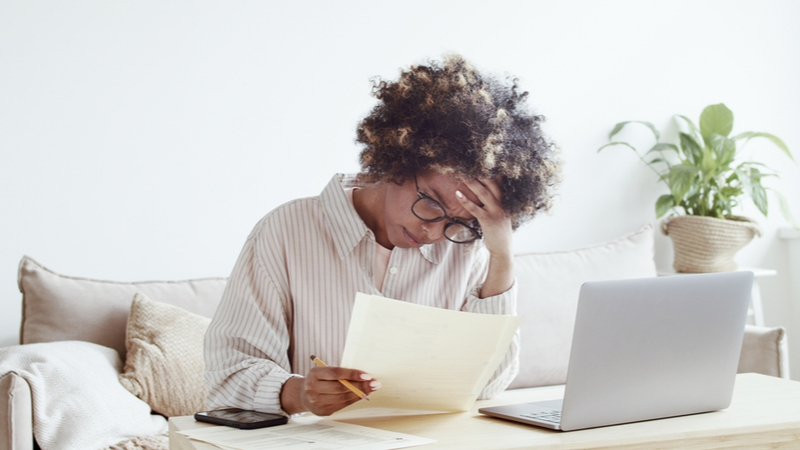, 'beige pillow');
509,224,657,389
119,293,211,417
738,325,789,378
18,256,225,359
